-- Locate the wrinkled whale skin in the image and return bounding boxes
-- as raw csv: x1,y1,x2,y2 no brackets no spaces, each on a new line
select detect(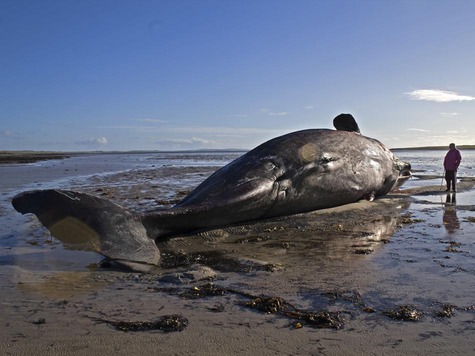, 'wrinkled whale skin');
143,129,410,238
